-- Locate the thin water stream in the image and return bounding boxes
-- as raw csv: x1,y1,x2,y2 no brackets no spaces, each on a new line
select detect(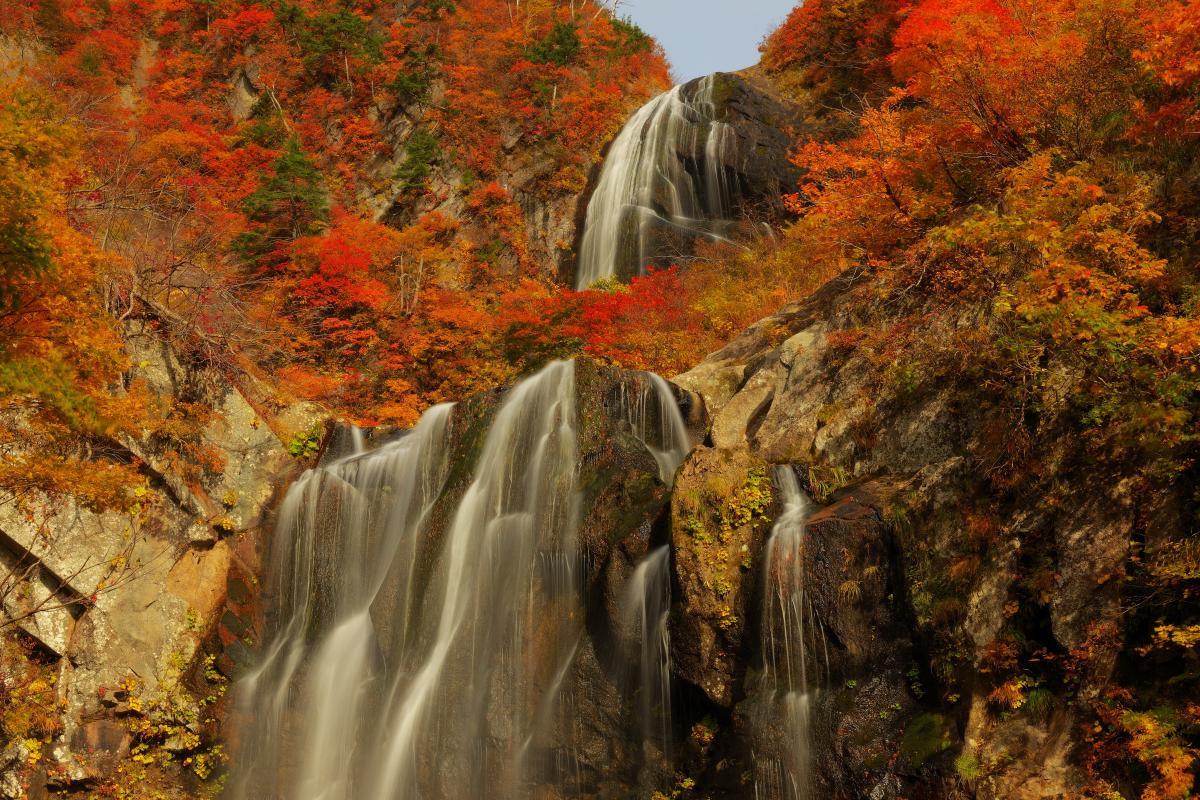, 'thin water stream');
755,466,826,800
